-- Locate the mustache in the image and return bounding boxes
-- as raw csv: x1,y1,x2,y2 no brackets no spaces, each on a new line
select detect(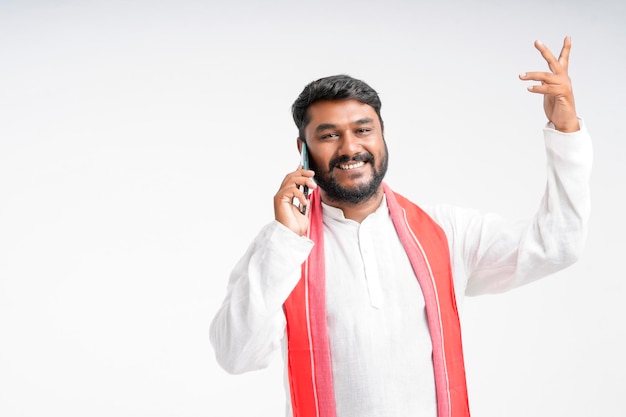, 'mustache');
329,153,374,170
